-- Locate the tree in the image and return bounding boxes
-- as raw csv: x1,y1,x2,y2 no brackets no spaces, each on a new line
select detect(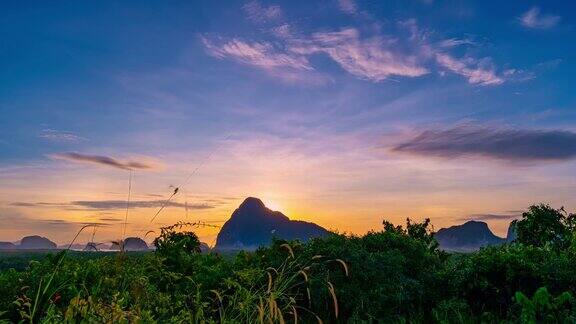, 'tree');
382,218,439,252
512,204,576,249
